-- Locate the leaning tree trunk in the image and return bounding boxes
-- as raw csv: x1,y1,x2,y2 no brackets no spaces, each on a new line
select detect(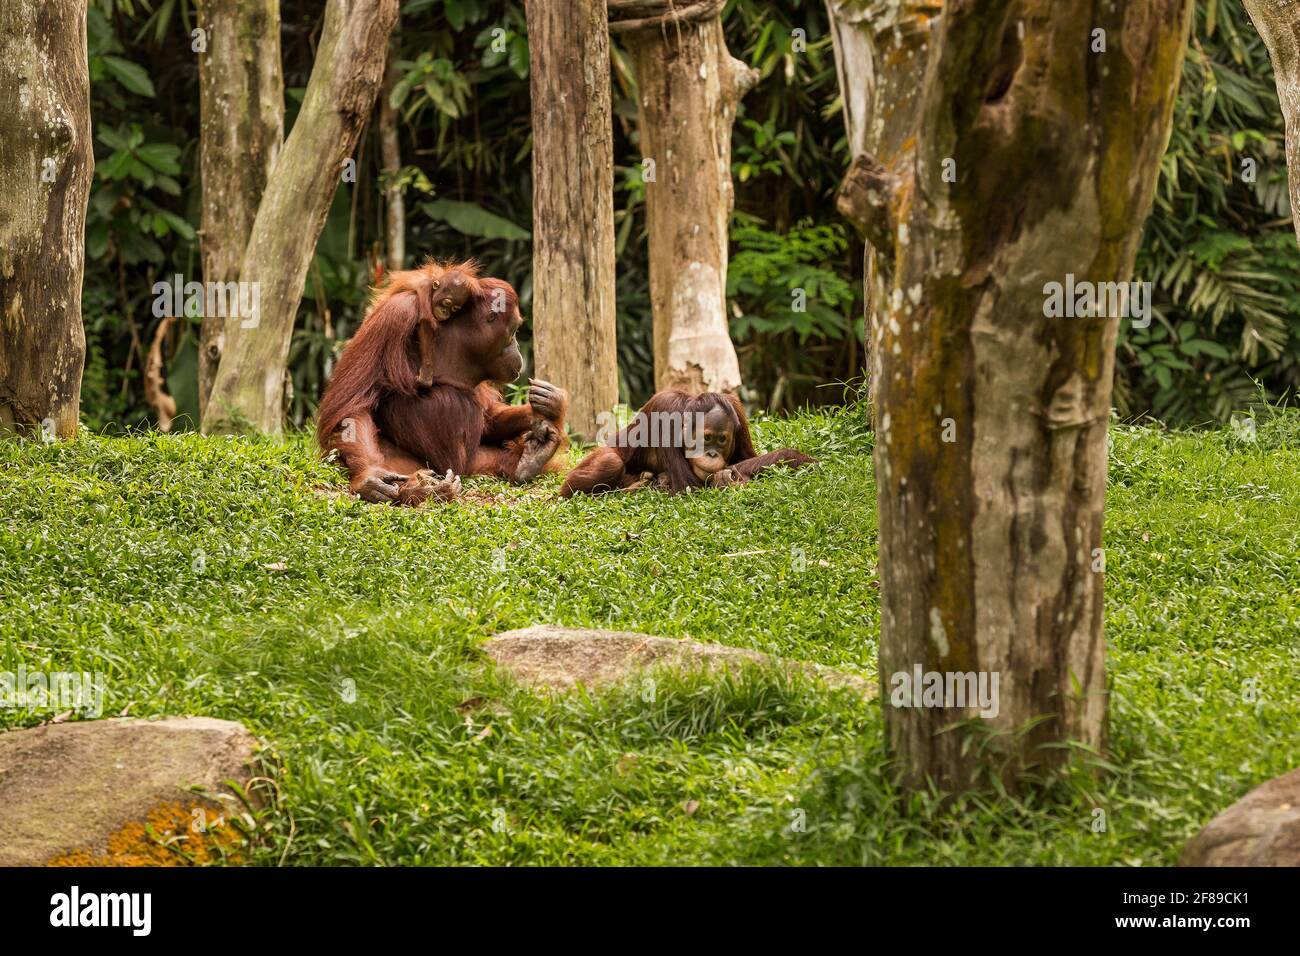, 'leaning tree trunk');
613,2,756,394
1245,0,1300,251
203,0,398,435
851,0,1192,790
826,1,939,403
527,0,618,440
0,0,92,439
195,0,284,420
